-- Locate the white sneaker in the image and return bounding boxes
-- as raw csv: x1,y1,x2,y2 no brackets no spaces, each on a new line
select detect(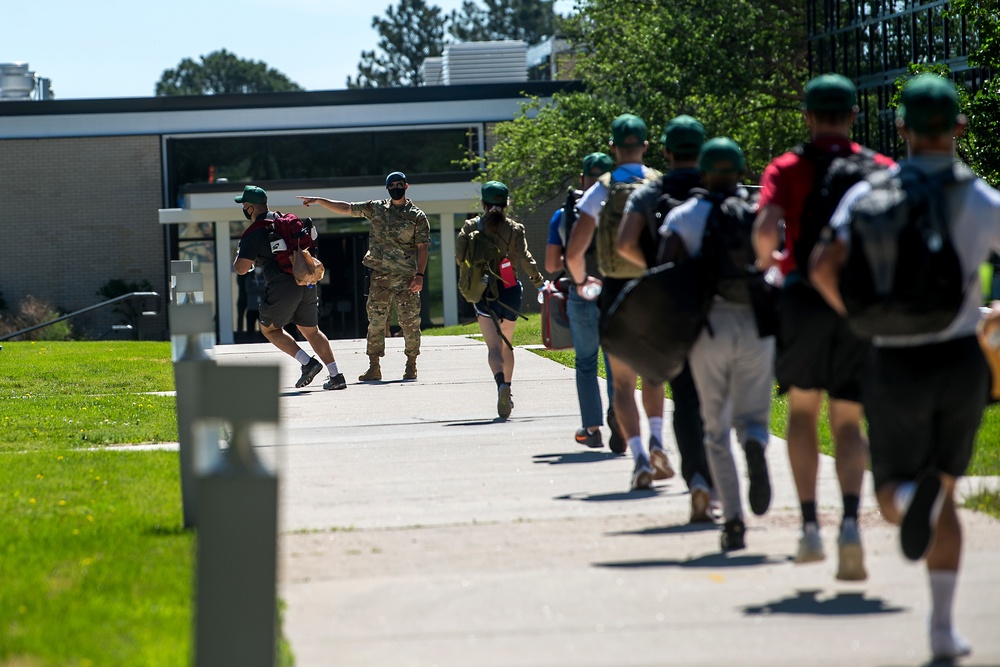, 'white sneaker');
930,624,972,660
836,518,867,581
795,522,825,563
